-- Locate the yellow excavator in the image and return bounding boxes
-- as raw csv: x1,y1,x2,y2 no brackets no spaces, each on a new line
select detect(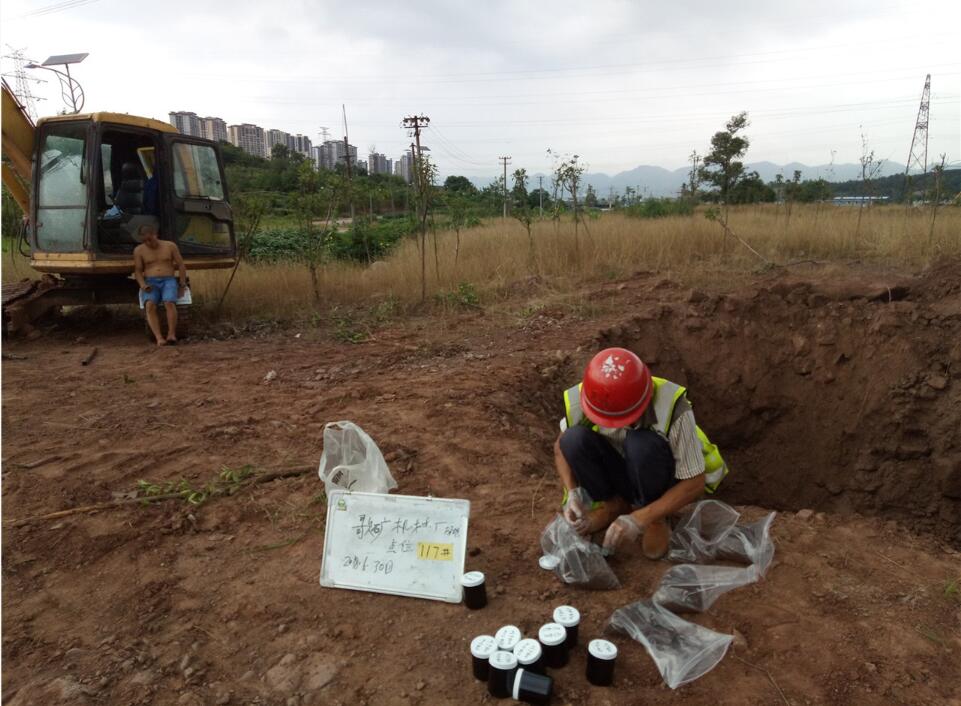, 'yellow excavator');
1,79,236,334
